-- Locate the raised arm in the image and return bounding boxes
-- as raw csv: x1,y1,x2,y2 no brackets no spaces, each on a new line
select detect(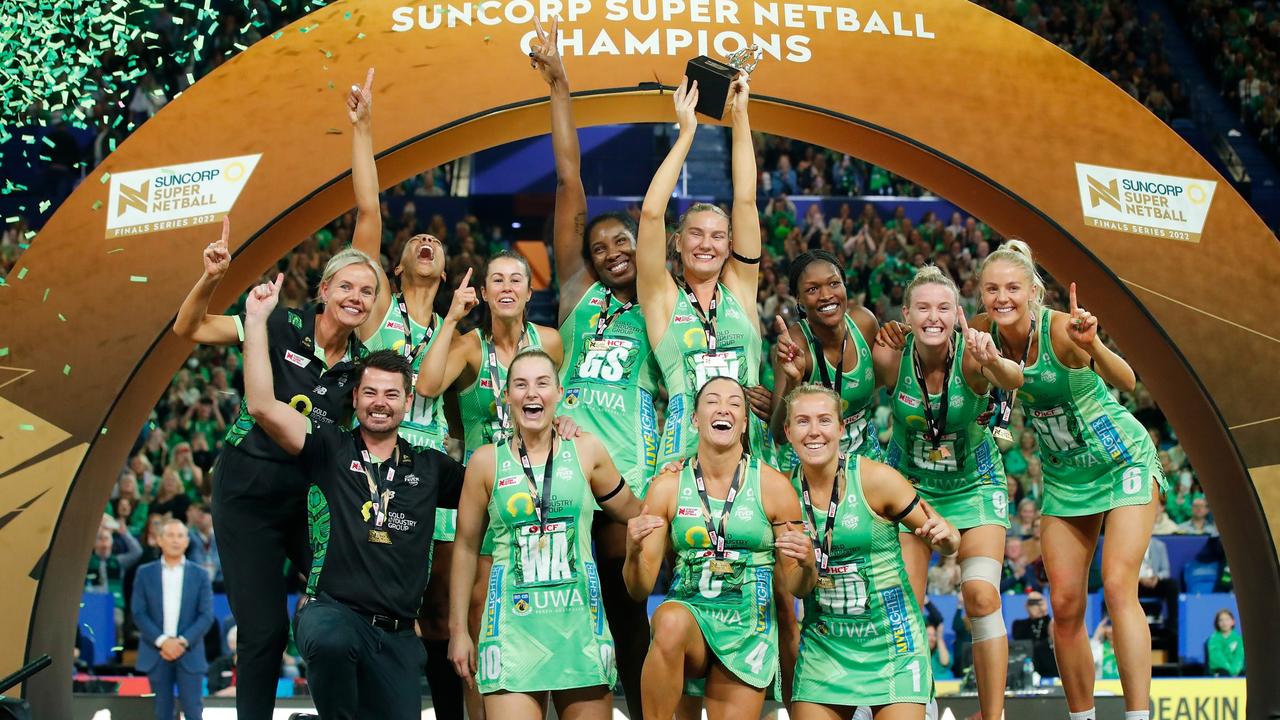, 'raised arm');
243,274,308,455
863,460,960,556
636,78,699,328
1062,283,1136,392
347,69,394,339
448,447,495,688
532,19,591,323
764,468,817,597
769,317,807,444
172,217,242,345
415,268,478,398
622,473,674,601
723,73,761,321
